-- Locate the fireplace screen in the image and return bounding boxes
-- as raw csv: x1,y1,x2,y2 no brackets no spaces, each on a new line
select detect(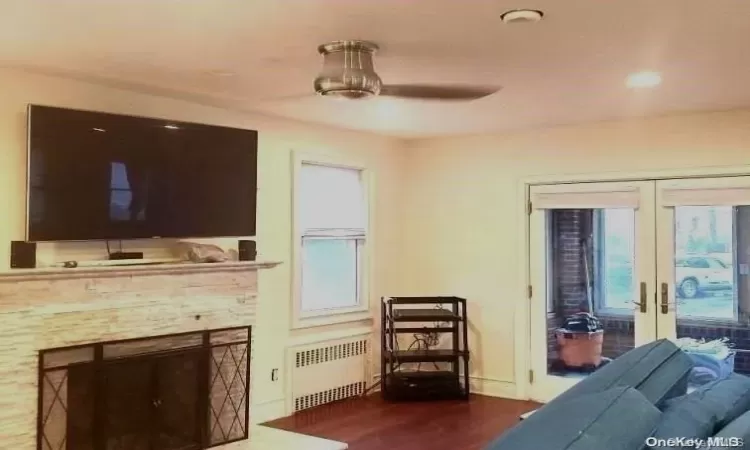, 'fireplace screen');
38,327,251,450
